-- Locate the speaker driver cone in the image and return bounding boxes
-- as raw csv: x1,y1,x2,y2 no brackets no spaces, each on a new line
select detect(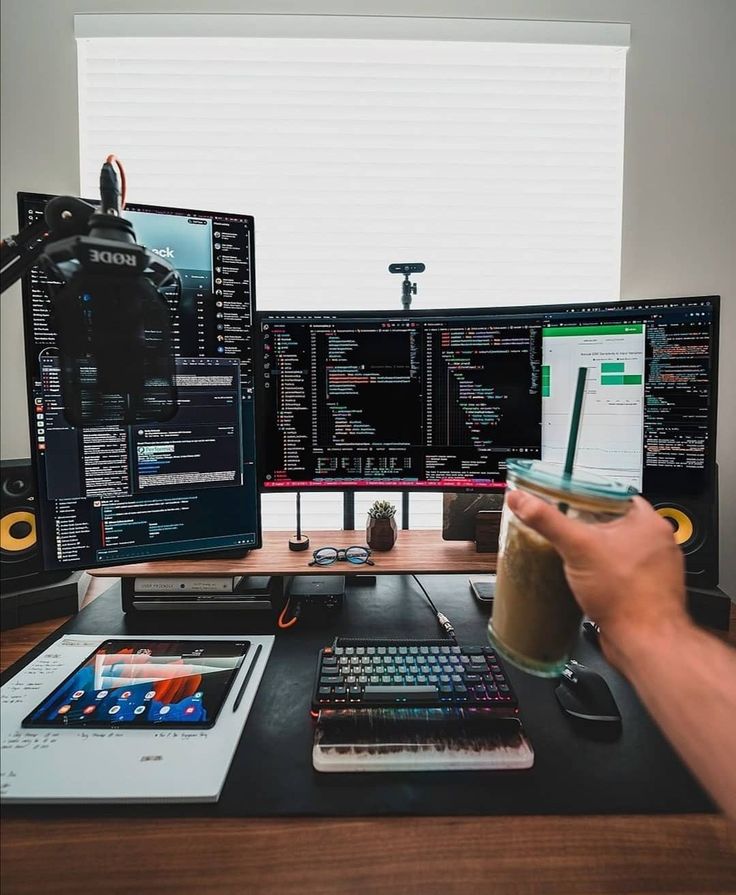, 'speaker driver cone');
1,508,37,557
655,505,696,549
